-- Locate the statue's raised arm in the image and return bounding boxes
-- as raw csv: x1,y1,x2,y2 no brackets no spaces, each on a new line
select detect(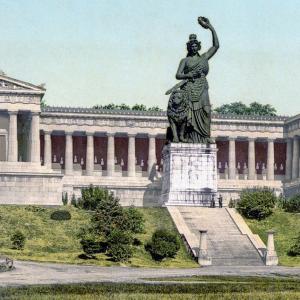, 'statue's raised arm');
198,17,219,60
